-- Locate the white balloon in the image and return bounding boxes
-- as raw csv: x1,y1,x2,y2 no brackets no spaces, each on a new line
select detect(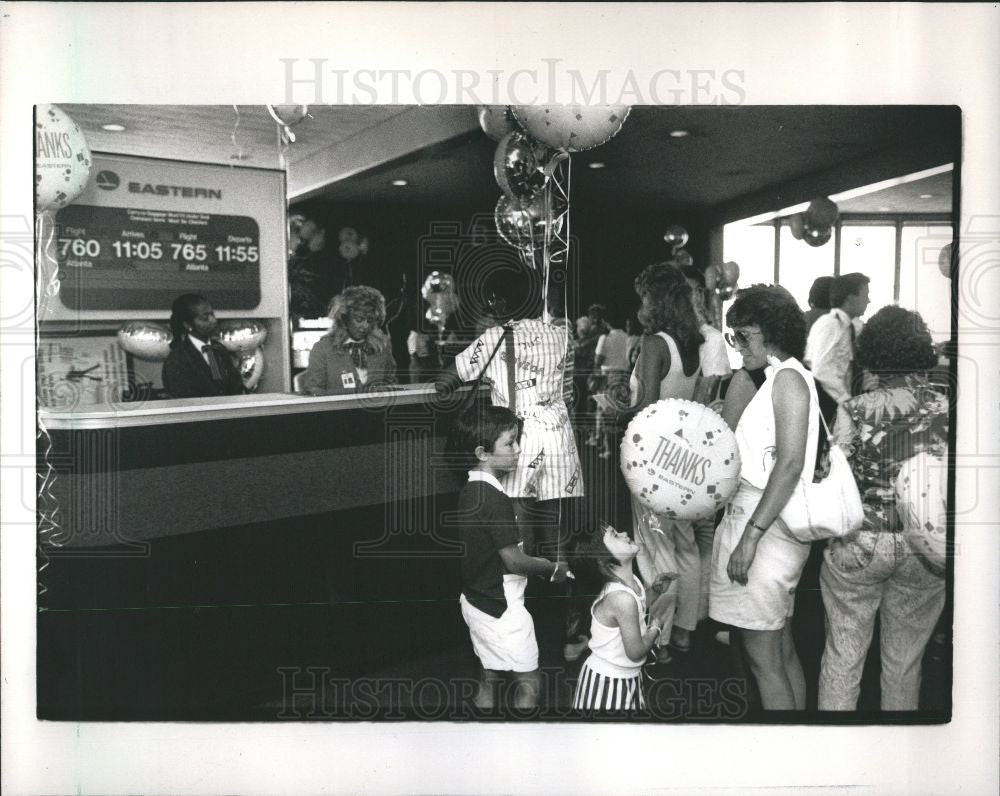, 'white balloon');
35,104,93,211
620,398,741,521
511,105,630,152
